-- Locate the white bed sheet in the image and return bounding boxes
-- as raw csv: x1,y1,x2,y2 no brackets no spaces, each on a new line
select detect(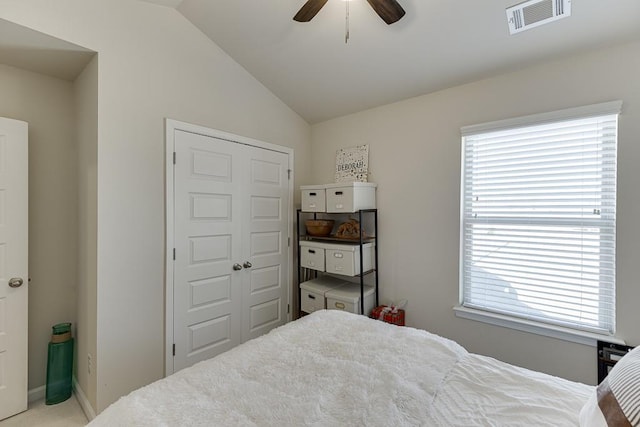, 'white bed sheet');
89,310,591,426
427,353,592,426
